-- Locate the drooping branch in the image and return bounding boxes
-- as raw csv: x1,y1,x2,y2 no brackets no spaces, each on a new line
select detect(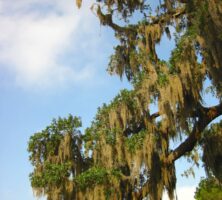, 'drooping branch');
167,102,222,164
